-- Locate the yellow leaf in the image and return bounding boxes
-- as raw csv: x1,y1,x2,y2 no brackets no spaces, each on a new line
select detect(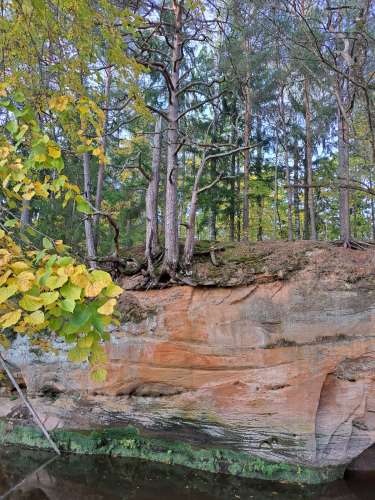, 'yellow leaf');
0,309,22,328
34,154,47,163
0,285,18,304
48,145,61,159
104,283,123,298
40,291,59,306
15,271,34,292
19,295,43,312
91,270,112,287
91,367,108,383
45,274,68,290
0,270,12,287
92,147,102,157
22,190,35,201
60,283,82,300
0,229,5,239
14,321,27,333
77,335,93,349
24,310,44,325
34,181,49,198
49,95,71,112
97,298,116,315
84,281,105,298
11,262,29,274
